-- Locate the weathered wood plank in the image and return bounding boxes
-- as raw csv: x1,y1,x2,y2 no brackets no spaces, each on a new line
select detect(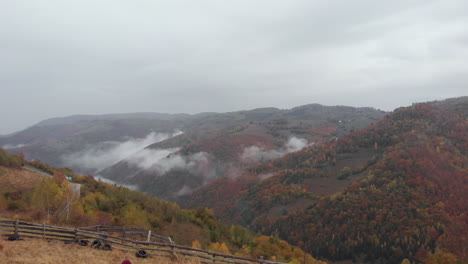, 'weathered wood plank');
19,230,75,239
17,225,76,234
18,222,75,231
